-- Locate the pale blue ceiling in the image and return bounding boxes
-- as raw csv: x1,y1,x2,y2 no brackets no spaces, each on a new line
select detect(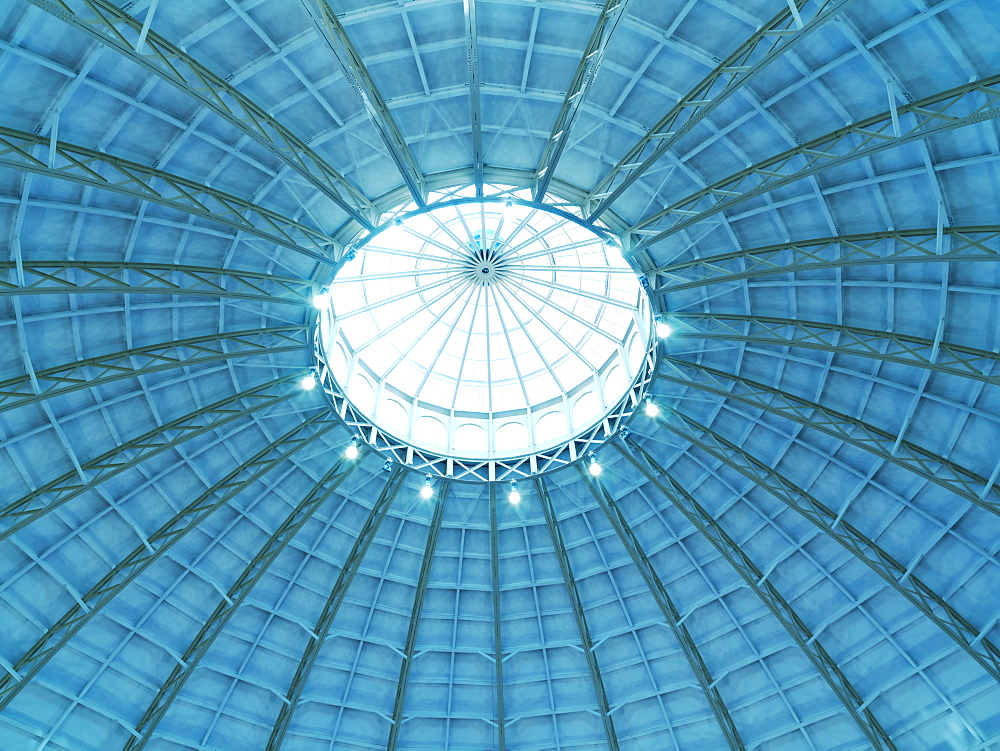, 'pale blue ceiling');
1,0,999,749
